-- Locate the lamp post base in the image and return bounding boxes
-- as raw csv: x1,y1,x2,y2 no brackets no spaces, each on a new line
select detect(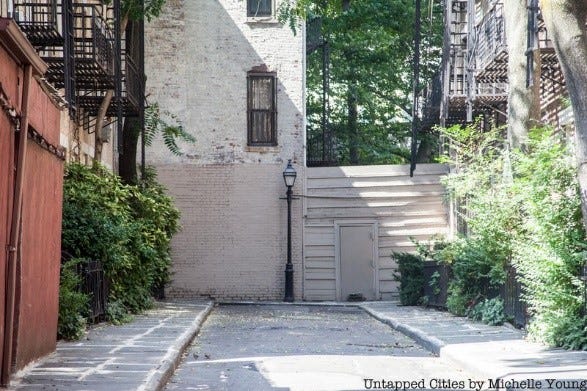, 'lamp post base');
284,264,294,302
